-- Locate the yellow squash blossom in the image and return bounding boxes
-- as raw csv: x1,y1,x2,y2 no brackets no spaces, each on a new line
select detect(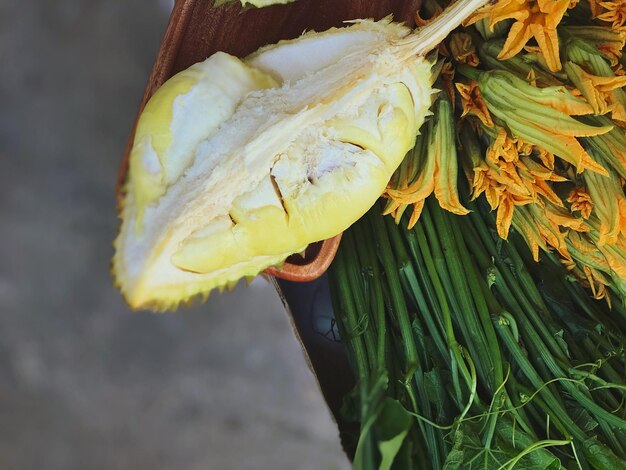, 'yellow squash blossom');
511,198,626,304
511,205,550,261
587,0,603,17
467,0,573,71
456,80,495,127
580,116,626,180
565,62,626,120
562,25,626,68
440,62,457,109
478,69,611,175
479,39,566,87
561,233,614,303
567,224,626,302
449,32,481,66
385,94,469,228
512,202,587,261
565,38,626,123
597,0,626,29
472,127,566,238
568,187,593,218
583,168,626,245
